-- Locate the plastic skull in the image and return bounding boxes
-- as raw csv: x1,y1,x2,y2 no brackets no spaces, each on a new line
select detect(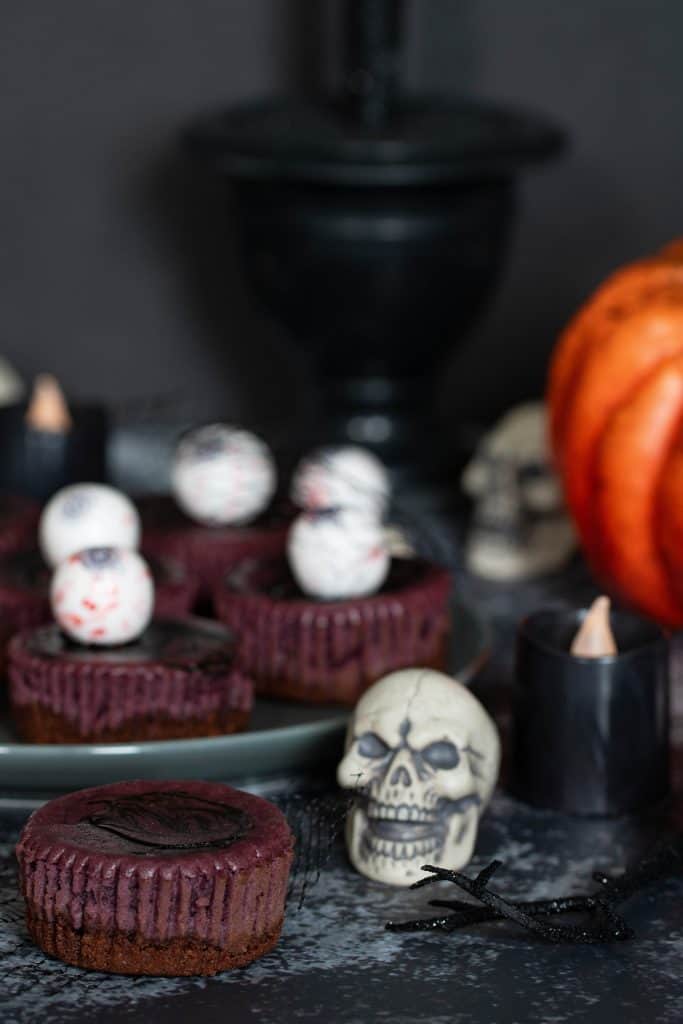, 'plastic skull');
461,402,575,581
337,668,500,886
